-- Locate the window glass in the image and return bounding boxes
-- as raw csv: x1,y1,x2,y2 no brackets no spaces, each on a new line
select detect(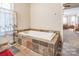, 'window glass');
63,16,67,24
0,3,13,34
71,16,75,25
0,3,11,9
